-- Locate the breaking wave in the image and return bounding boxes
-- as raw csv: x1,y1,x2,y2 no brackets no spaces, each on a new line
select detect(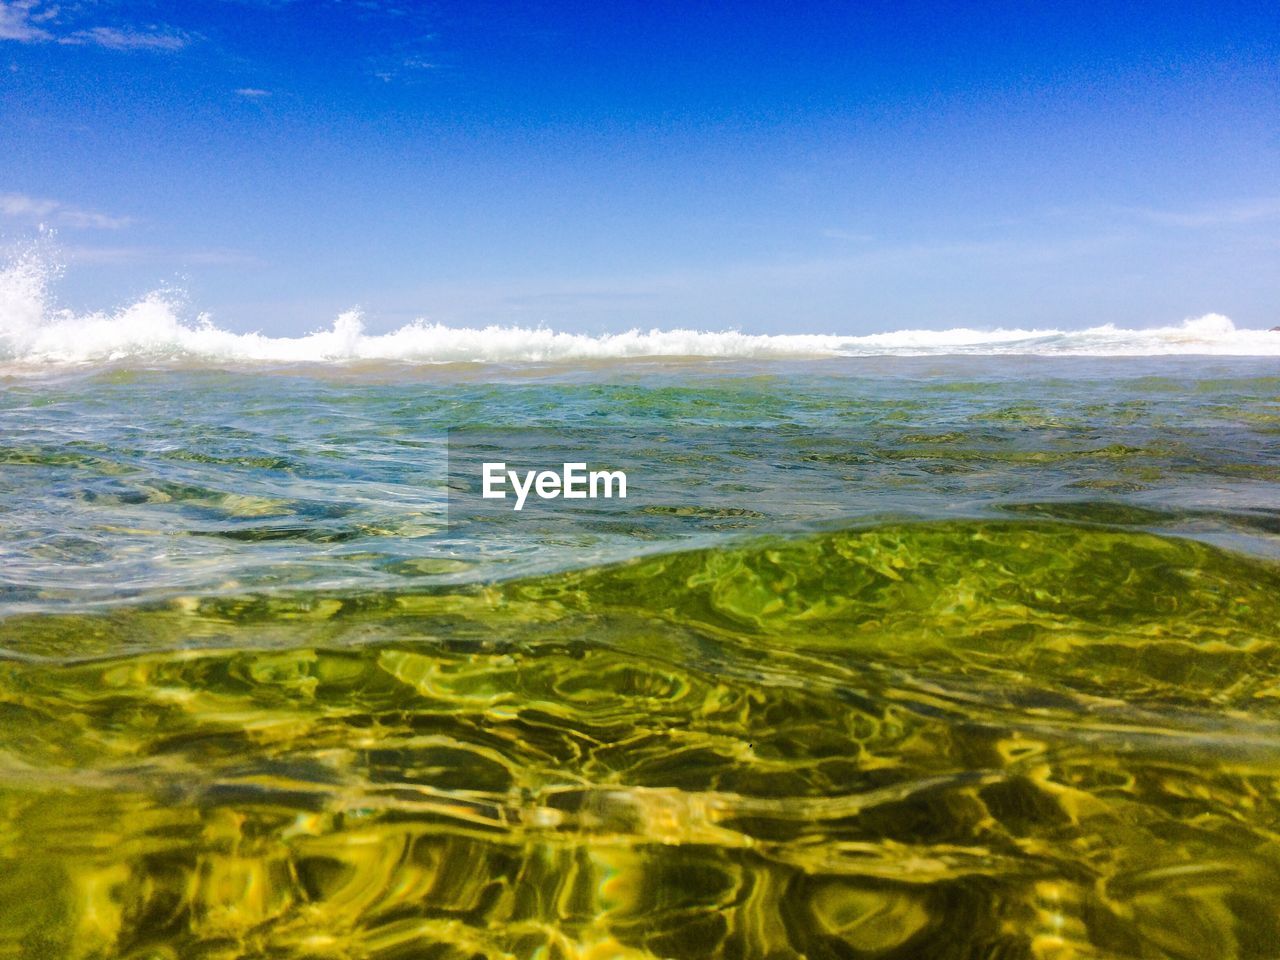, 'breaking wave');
2,248,1278,365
